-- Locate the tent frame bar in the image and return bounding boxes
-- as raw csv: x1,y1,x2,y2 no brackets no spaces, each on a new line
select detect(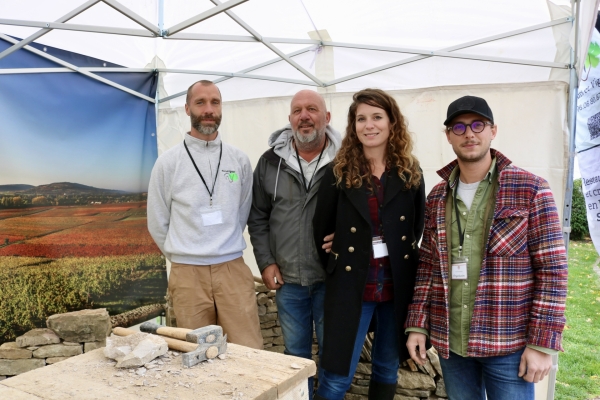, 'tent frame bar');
208,0,324,87
0,67,153,74
157,68,317,86
158,45,315,103
164,0,249,36
0,18,157,38
102,0,160,35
